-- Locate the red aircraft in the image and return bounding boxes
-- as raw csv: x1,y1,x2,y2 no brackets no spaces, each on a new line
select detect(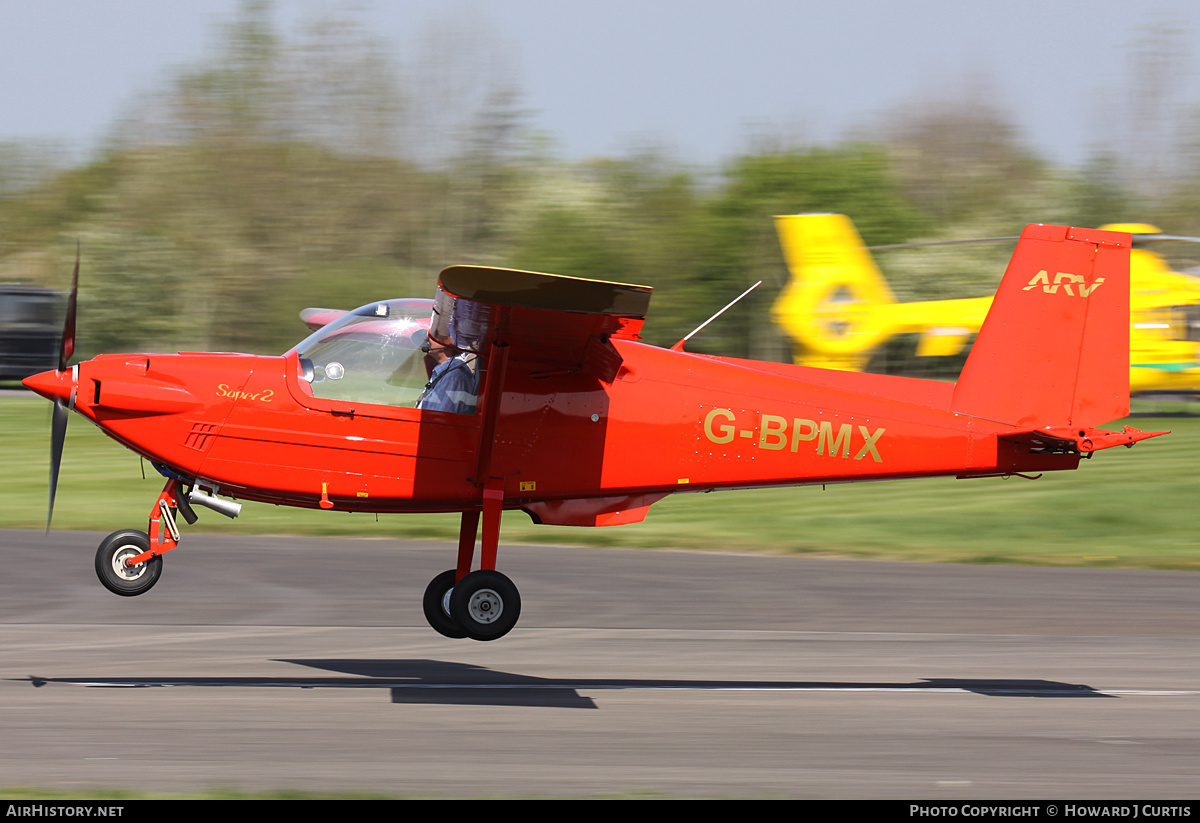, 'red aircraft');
24,224,1167,640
